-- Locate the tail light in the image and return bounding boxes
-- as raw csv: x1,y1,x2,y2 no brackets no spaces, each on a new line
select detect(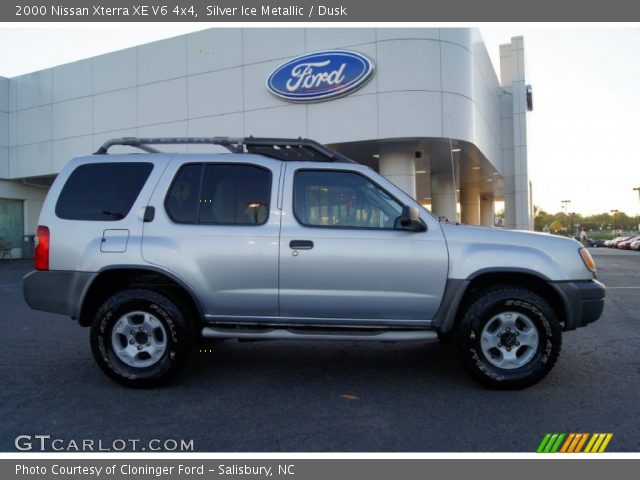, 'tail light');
35,226,50,271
